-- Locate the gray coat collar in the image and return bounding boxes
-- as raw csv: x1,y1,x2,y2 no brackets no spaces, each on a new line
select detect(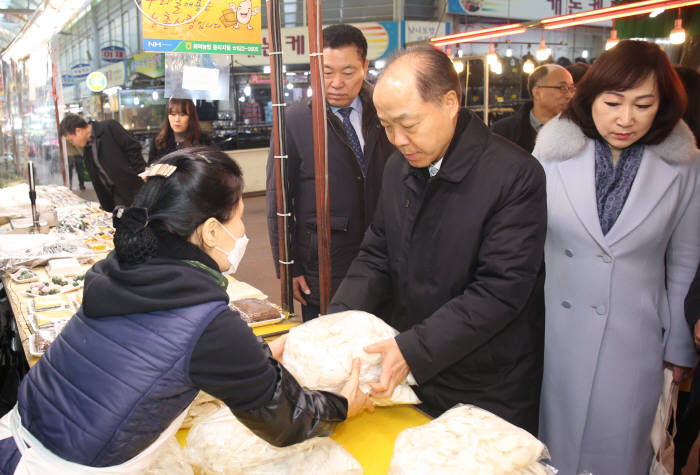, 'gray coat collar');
533,116,698,165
